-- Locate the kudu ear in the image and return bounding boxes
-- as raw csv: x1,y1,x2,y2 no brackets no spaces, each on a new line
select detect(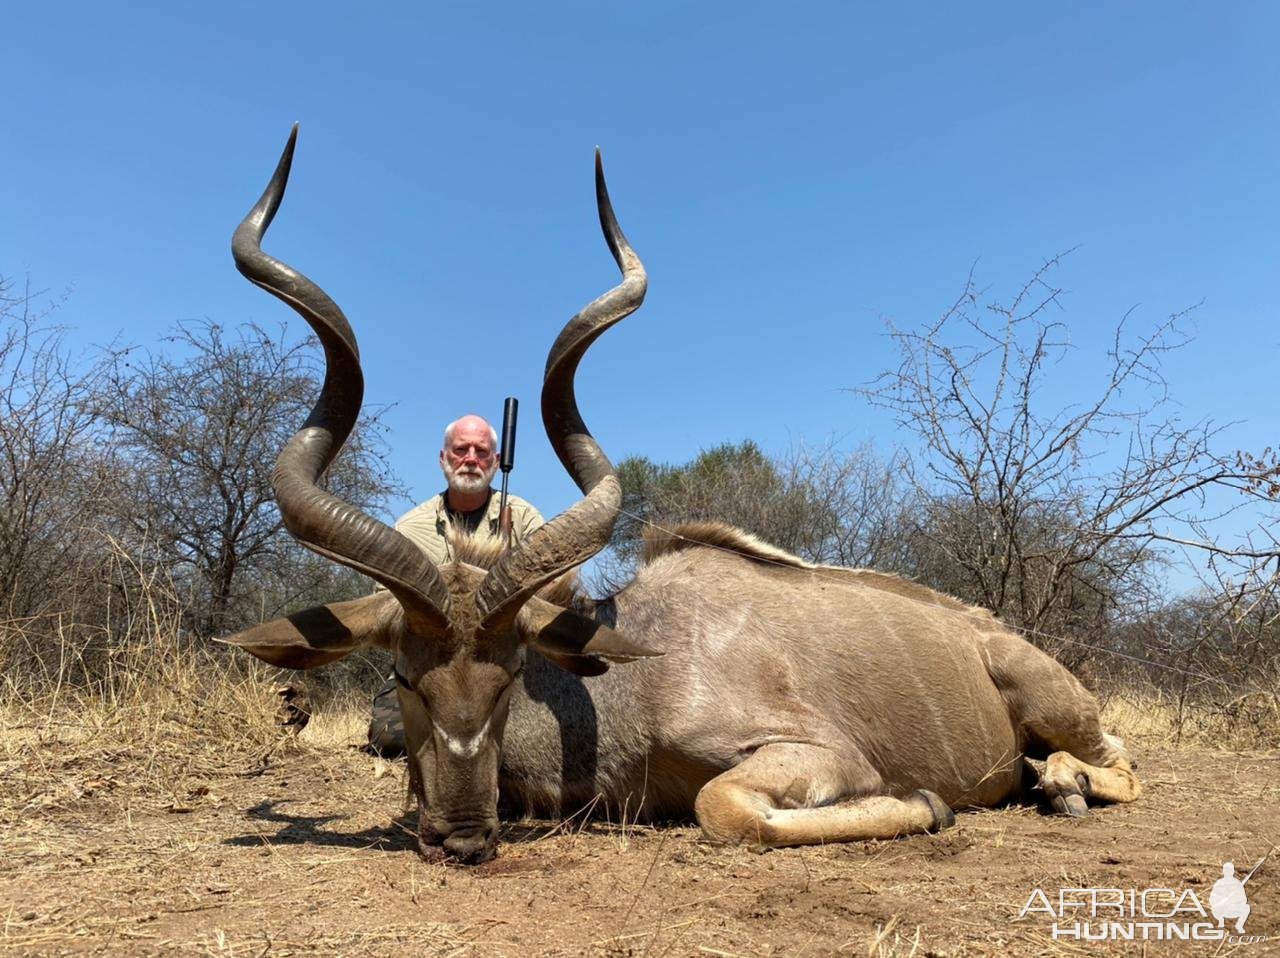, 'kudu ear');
538,649,612,677
220,592,403,669
518,596,660,673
